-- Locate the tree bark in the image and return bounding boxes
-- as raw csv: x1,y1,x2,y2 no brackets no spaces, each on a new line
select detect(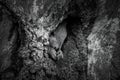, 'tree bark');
0,0,120,80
